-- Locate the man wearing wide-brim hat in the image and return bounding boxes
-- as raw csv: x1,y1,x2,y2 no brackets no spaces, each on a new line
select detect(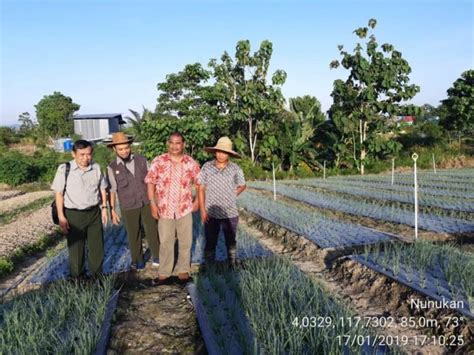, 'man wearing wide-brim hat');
198,136,246,266
105,132,160,270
